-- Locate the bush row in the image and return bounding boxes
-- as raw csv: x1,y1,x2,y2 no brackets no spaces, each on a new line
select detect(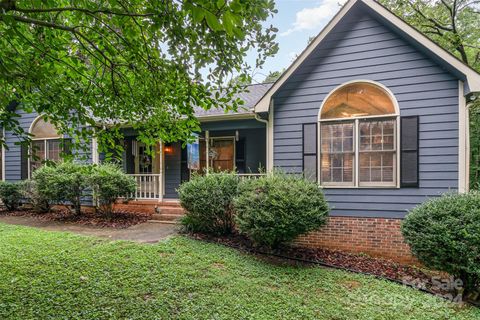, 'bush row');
0,162,136,215
180,173,480,300
178,172,329,248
